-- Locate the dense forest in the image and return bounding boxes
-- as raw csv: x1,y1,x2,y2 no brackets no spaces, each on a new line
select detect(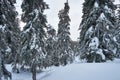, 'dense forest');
0,0,120,80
